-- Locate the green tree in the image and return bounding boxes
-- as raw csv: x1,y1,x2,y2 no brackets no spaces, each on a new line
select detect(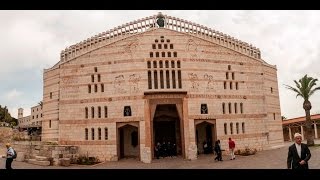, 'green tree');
285,74,320,146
